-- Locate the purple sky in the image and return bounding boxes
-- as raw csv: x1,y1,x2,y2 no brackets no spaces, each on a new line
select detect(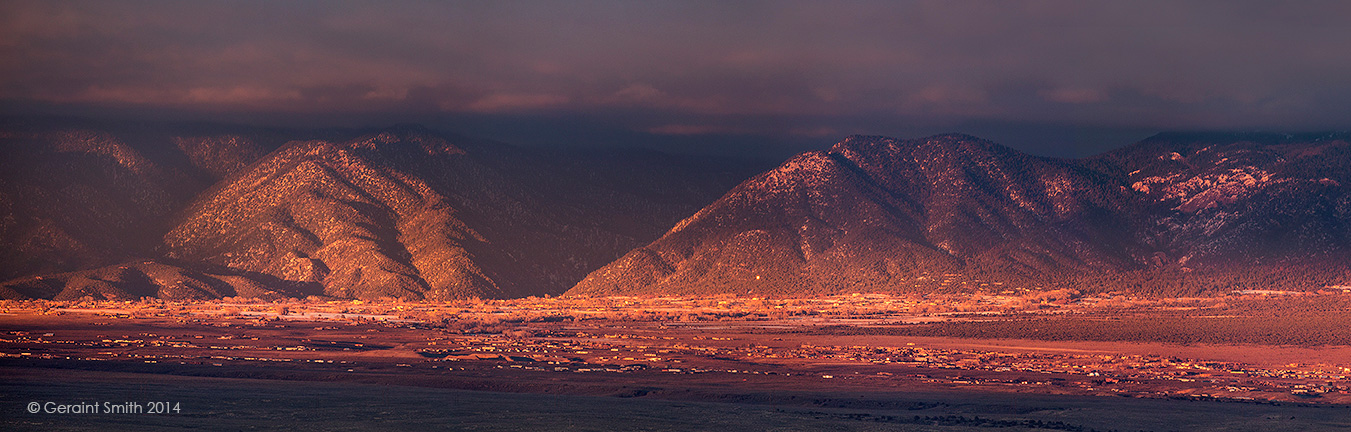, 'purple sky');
3,1,1349,157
